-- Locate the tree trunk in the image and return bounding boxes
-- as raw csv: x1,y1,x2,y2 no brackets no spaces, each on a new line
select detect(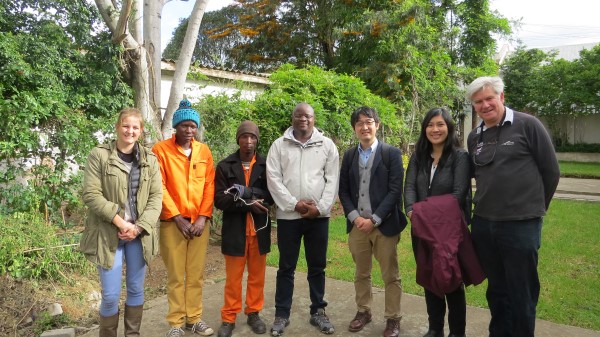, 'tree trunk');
144,0,164,142
94,0,208,143
162,0,210,139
